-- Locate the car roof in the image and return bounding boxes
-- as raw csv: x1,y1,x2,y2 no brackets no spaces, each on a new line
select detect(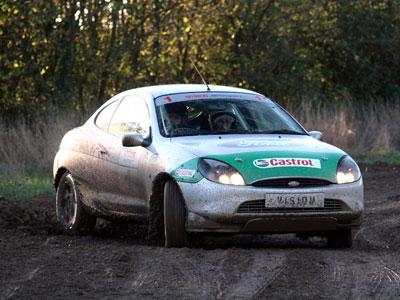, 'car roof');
126,84,262,99
93,84,266,122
